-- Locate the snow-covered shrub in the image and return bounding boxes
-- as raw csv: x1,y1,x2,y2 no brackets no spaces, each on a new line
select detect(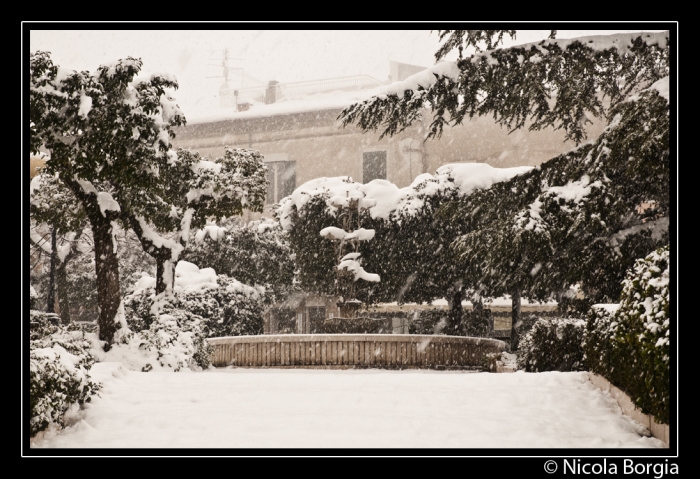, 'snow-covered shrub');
510,313,540,352
480,352,501,372
124,261,265,339
181,217,296,305
29,310,100,437
131,308,213,372
584,304,622,378
516,317,587,372
584,245,670,423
